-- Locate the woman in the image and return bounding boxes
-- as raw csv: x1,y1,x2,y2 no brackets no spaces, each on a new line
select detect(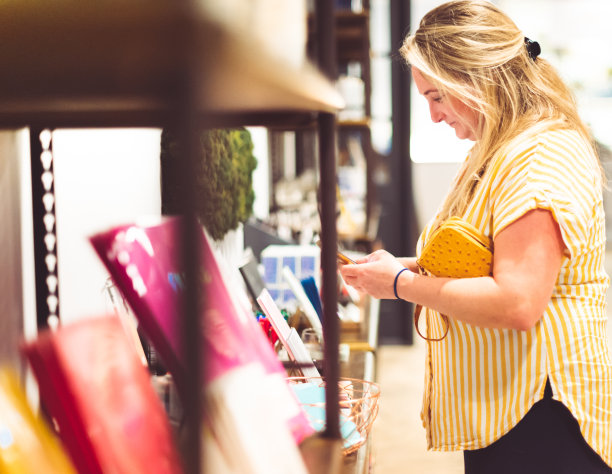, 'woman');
340,1,612,472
